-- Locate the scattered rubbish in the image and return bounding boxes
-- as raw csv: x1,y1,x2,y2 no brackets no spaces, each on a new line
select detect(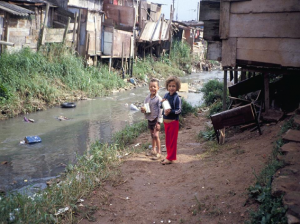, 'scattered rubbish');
130,93,135,96
134,143,140,147
55,206,69,216
24,180,28,182
57,115,69,121
77,199,84,203
130,104,139,111
1,161,8,165
61,102,76,108
129,78,136,85
20,140,25,145
126,197,129,200
24,136,42,144
125,103,128,107
168,220,171,223
24,116,35,123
